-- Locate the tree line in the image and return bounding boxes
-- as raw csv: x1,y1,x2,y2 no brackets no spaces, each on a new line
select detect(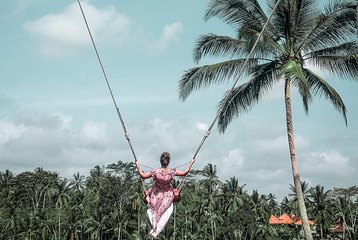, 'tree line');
1,162,357,239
